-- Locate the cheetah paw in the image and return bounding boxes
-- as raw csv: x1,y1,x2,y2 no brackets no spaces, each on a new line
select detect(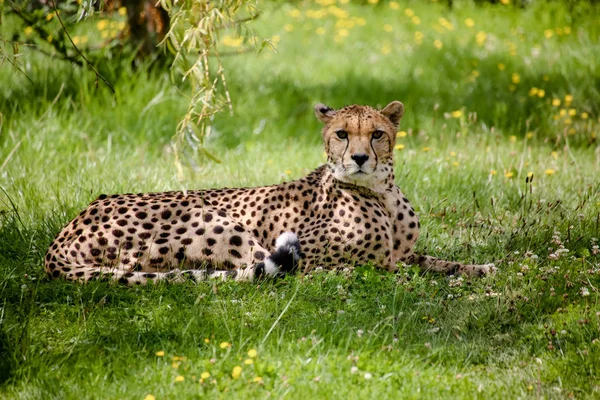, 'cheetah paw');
477,263,497,276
